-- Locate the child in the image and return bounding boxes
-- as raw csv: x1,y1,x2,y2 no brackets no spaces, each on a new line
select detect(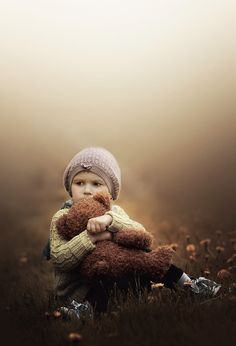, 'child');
47,147,221,319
